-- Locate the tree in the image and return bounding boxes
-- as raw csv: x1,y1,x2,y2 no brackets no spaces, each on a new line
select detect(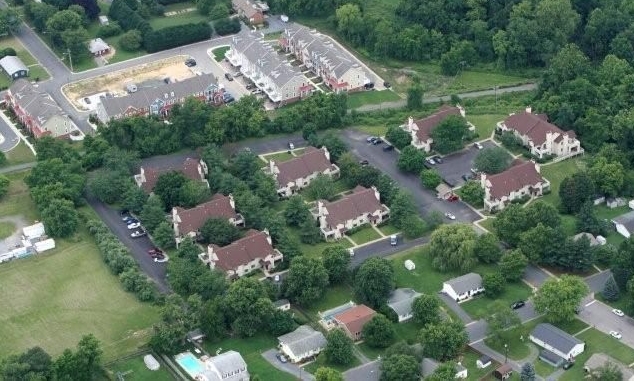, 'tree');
400,214,427,239
119,29,143,51
88,170,132,204
354,258,395,308
41,198,79,238
486,301,521,345
267,309,295,336
314,131,347,161
612,238,634,289
154,171,188,210
589,361,623,381
458,180,484,208
1,346,53,381
557,235,595,272
25,2,57,32
152,220,176,249
75,334,102,377
602,276,620,301
284,257,329,306
427,362,457,381
298,217,322,244
406,76,424,110
0,8,21,35
389,190,418,228
284,195,311,227
499,249,529,282
140,195,166,232
519,223,565,264
380,354,420,381
315,367,343,381
121,184,148,214
473,233,502,264
428,224,478,272
559,171,596,214
411,294,441,326
520,362,536,381
483,272,505,298
179,180,210,208
534,275,589,323
305,174,337,201
200,218,242,246
420,168,442,189
589,157,624,197
0,151,6,167
474,147,513,174
324,329,353,365
322,246,350,283
0,175,9,199
385,125,412,149
576,201,607,236
46,10,83,46
397,146,426,174
223,278,274,337
209,2,229,19
430,115,469,154
419,321,468,361
362,314,396,348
